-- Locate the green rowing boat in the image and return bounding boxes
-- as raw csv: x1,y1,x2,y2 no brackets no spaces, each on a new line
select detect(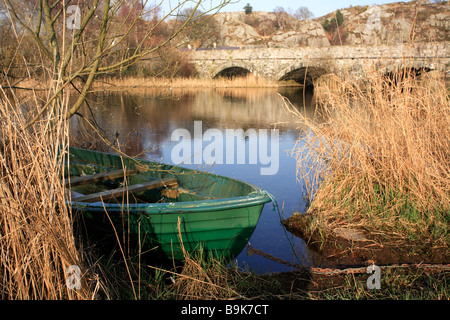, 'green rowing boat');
65,147,272,262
